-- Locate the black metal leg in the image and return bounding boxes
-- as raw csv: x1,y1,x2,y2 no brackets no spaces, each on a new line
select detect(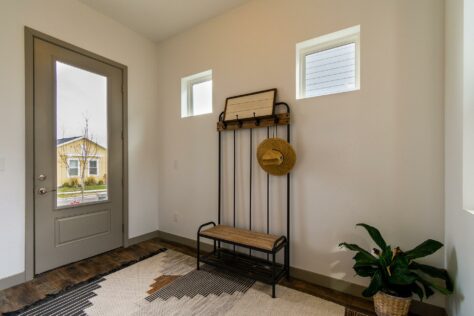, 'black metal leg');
197,235,201,270
285,243,290,280
272,252,276,298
